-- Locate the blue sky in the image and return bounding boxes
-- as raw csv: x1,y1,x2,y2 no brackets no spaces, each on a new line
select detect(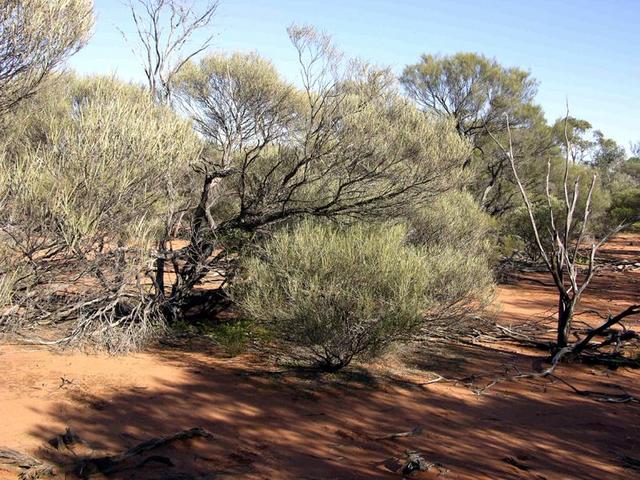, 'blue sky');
70,0,639,150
